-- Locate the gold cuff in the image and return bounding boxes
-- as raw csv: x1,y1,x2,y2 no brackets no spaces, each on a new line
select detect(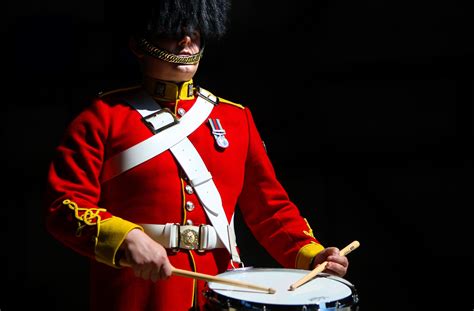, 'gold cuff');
95,217,143,268
295,242,325,270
